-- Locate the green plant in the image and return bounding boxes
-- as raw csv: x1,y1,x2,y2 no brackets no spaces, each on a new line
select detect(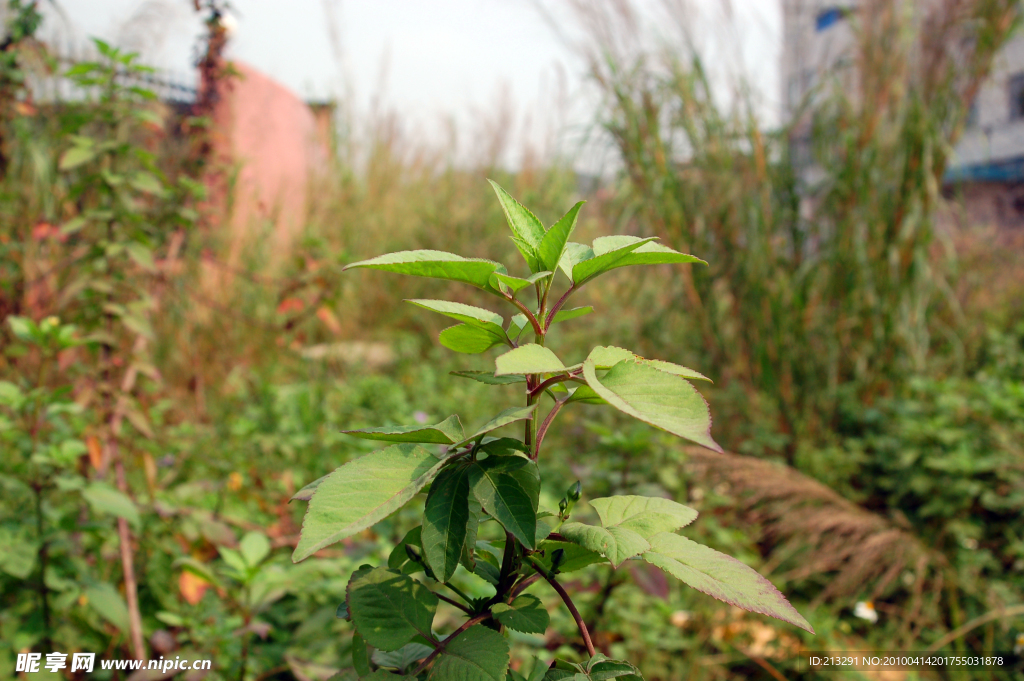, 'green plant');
291,182,813,680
